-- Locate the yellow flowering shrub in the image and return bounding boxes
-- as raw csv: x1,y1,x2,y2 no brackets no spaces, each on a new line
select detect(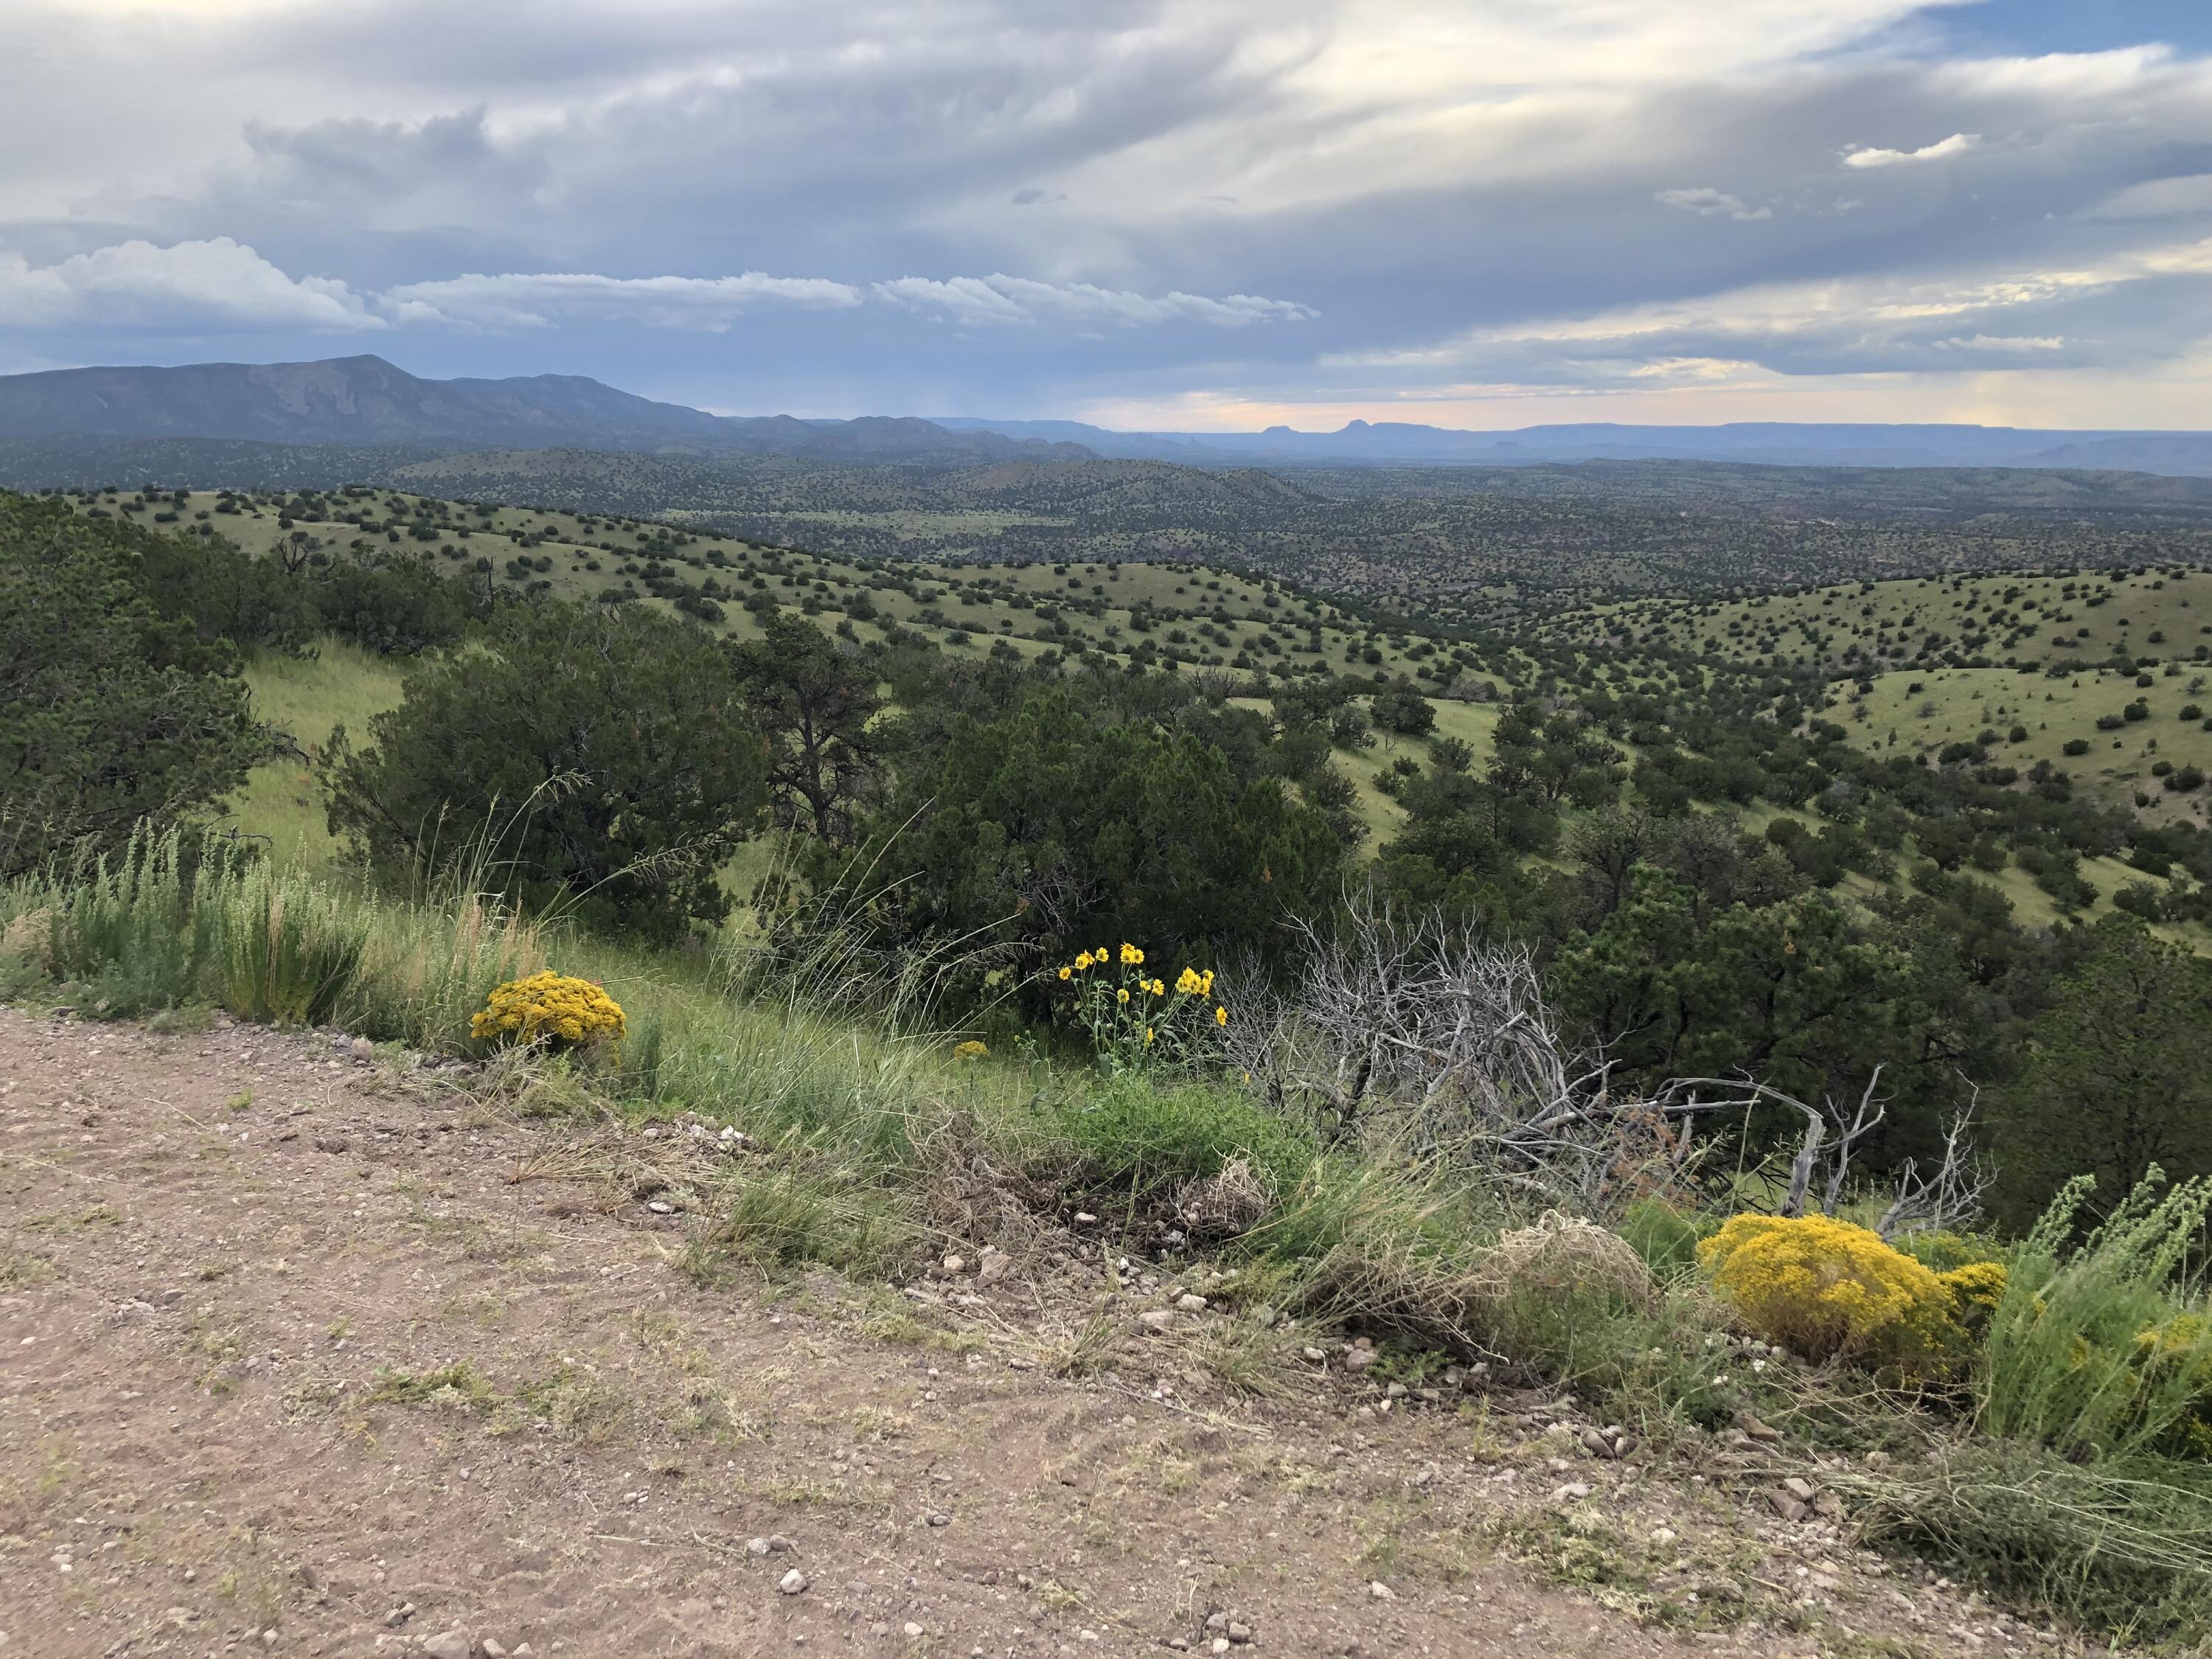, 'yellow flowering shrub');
470,971,626,1050
1699,1213,1968,1368
1939,1259,2008,1312
952,1040,990,1061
